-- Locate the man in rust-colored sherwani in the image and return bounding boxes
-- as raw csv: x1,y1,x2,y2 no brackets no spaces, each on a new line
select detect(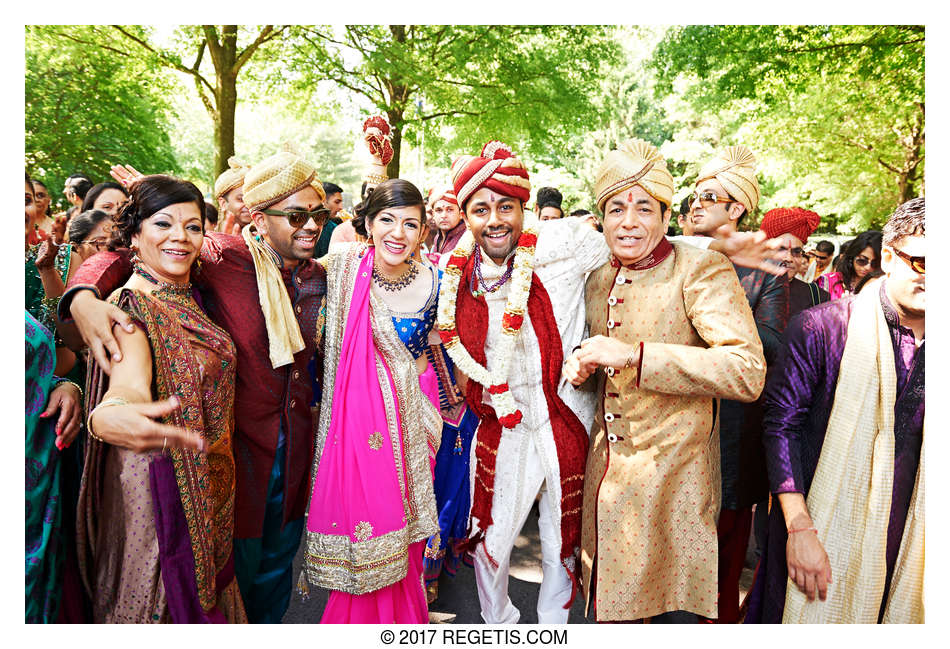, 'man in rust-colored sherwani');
563,139,766,623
